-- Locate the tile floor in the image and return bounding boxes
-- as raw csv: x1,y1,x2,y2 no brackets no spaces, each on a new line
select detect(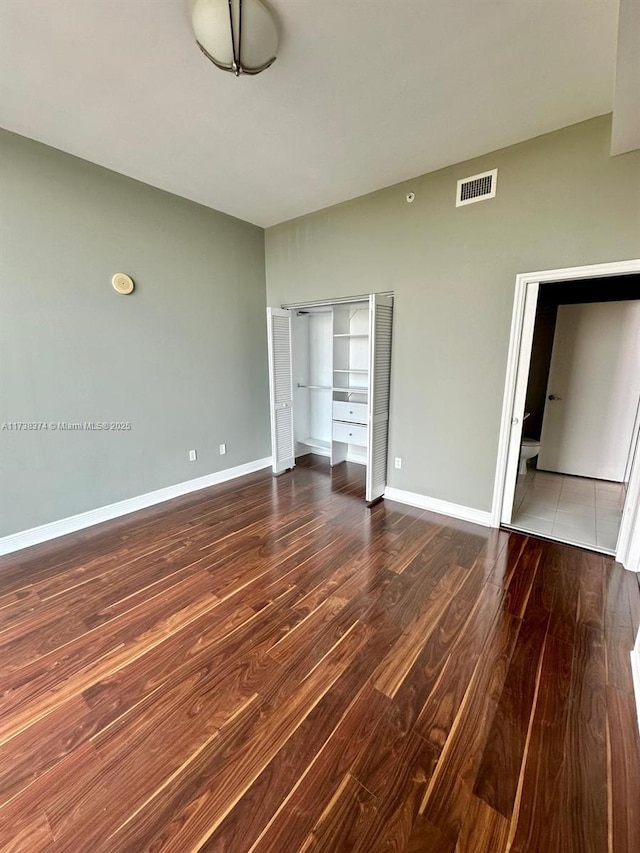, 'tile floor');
509,467,626,553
